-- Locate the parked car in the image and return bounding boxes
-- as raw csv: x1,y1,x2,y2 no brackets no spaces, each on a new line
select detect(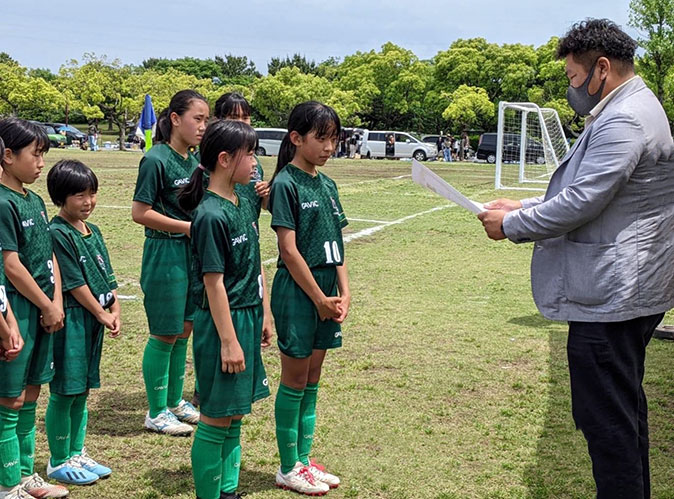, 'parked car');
255,128,287,156
361,130,437,161
31,122,66,148
476,132,545,164
48,123,87,146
